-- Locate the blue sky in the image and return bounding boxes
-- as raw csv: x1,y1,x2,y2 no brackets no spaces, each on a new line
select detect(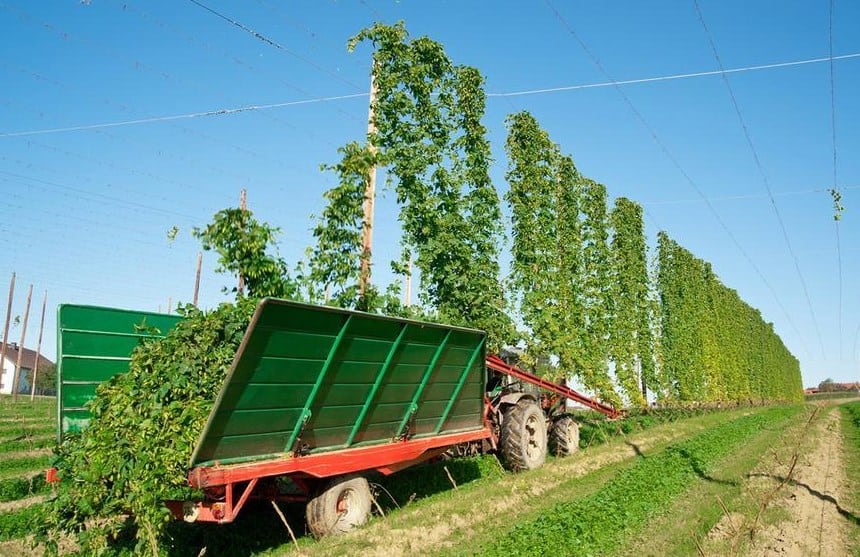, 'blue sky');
0,1,857,389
